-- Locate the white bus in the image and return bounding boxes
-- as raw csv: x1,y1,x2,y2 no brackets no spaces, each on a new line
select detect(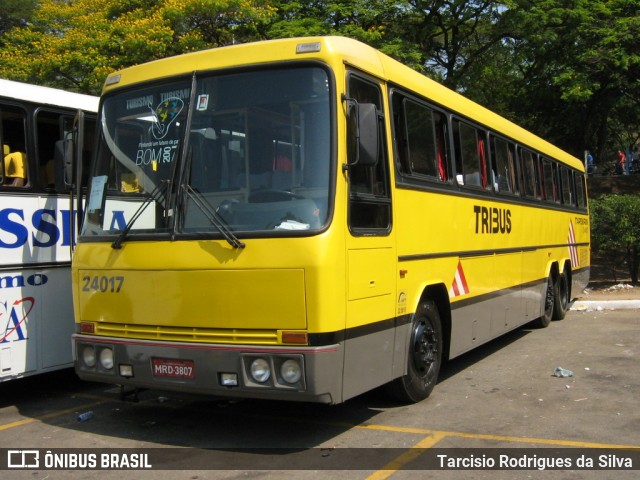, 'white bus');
0,79,98,381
